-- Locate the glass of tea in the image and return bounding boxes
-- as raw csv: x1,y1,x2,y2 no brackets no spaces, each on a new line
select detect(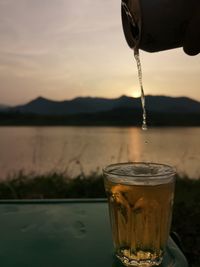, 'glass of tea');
103,162,176,267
